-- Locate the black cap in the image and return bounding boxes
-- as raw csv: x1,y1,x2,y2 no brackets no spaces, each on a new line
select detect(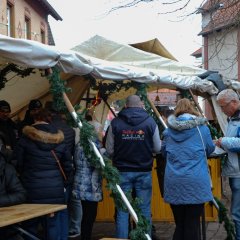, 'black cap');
28,99,42,111
0,100,11,112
